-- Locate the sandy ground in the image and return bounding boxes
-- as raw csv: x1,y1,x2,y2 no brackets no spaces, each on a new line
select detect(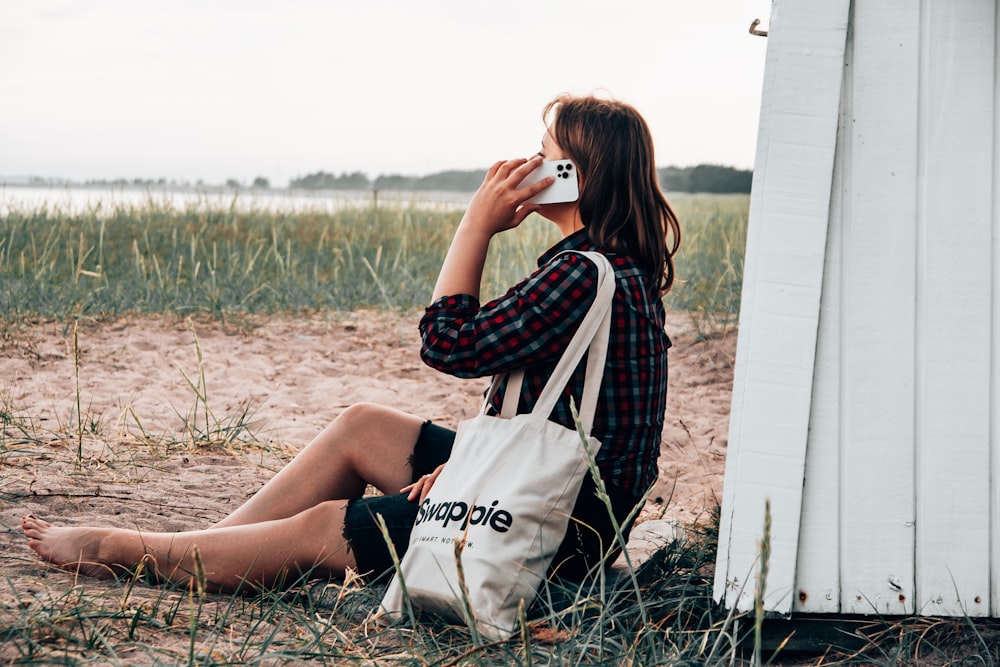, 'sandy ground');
0,309,734,590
